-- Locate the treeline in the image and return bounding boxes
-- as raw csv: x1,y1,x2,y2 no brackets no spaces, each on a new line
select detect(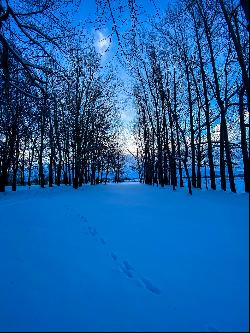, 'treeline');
0,0,123,192
1,0,249,194
131,0,249,194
